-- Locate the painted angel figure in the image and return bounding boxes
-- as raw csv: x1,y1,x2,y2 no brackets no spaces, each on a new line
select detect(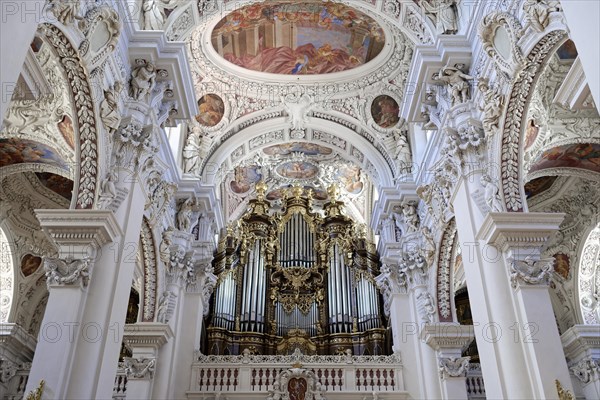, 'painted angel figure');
434,65,474,106
422,0,459,35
